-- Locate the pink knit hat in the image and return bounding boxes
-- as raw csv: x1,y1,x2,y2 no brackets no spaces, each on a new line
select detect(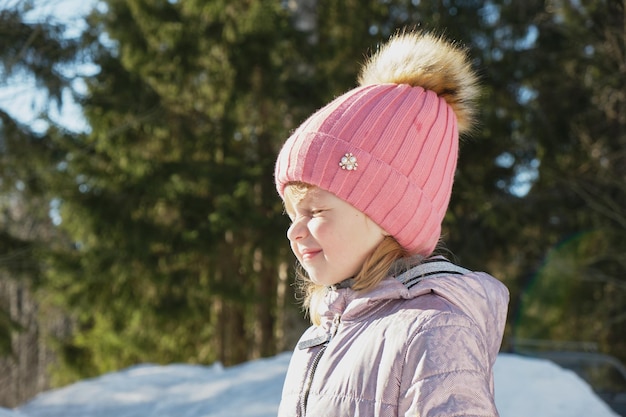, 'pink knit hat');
275,31,479,256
